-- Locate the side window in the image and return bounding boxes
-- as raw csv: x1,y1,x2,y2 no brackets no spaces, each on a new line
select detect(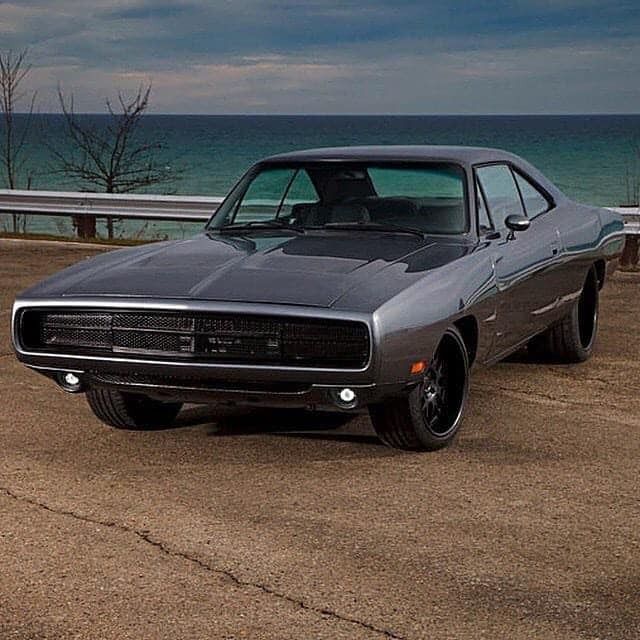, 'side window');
233,168,295,223
475,179,493,232
278,170,318,217
514,172,550,218
476,164,525,229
